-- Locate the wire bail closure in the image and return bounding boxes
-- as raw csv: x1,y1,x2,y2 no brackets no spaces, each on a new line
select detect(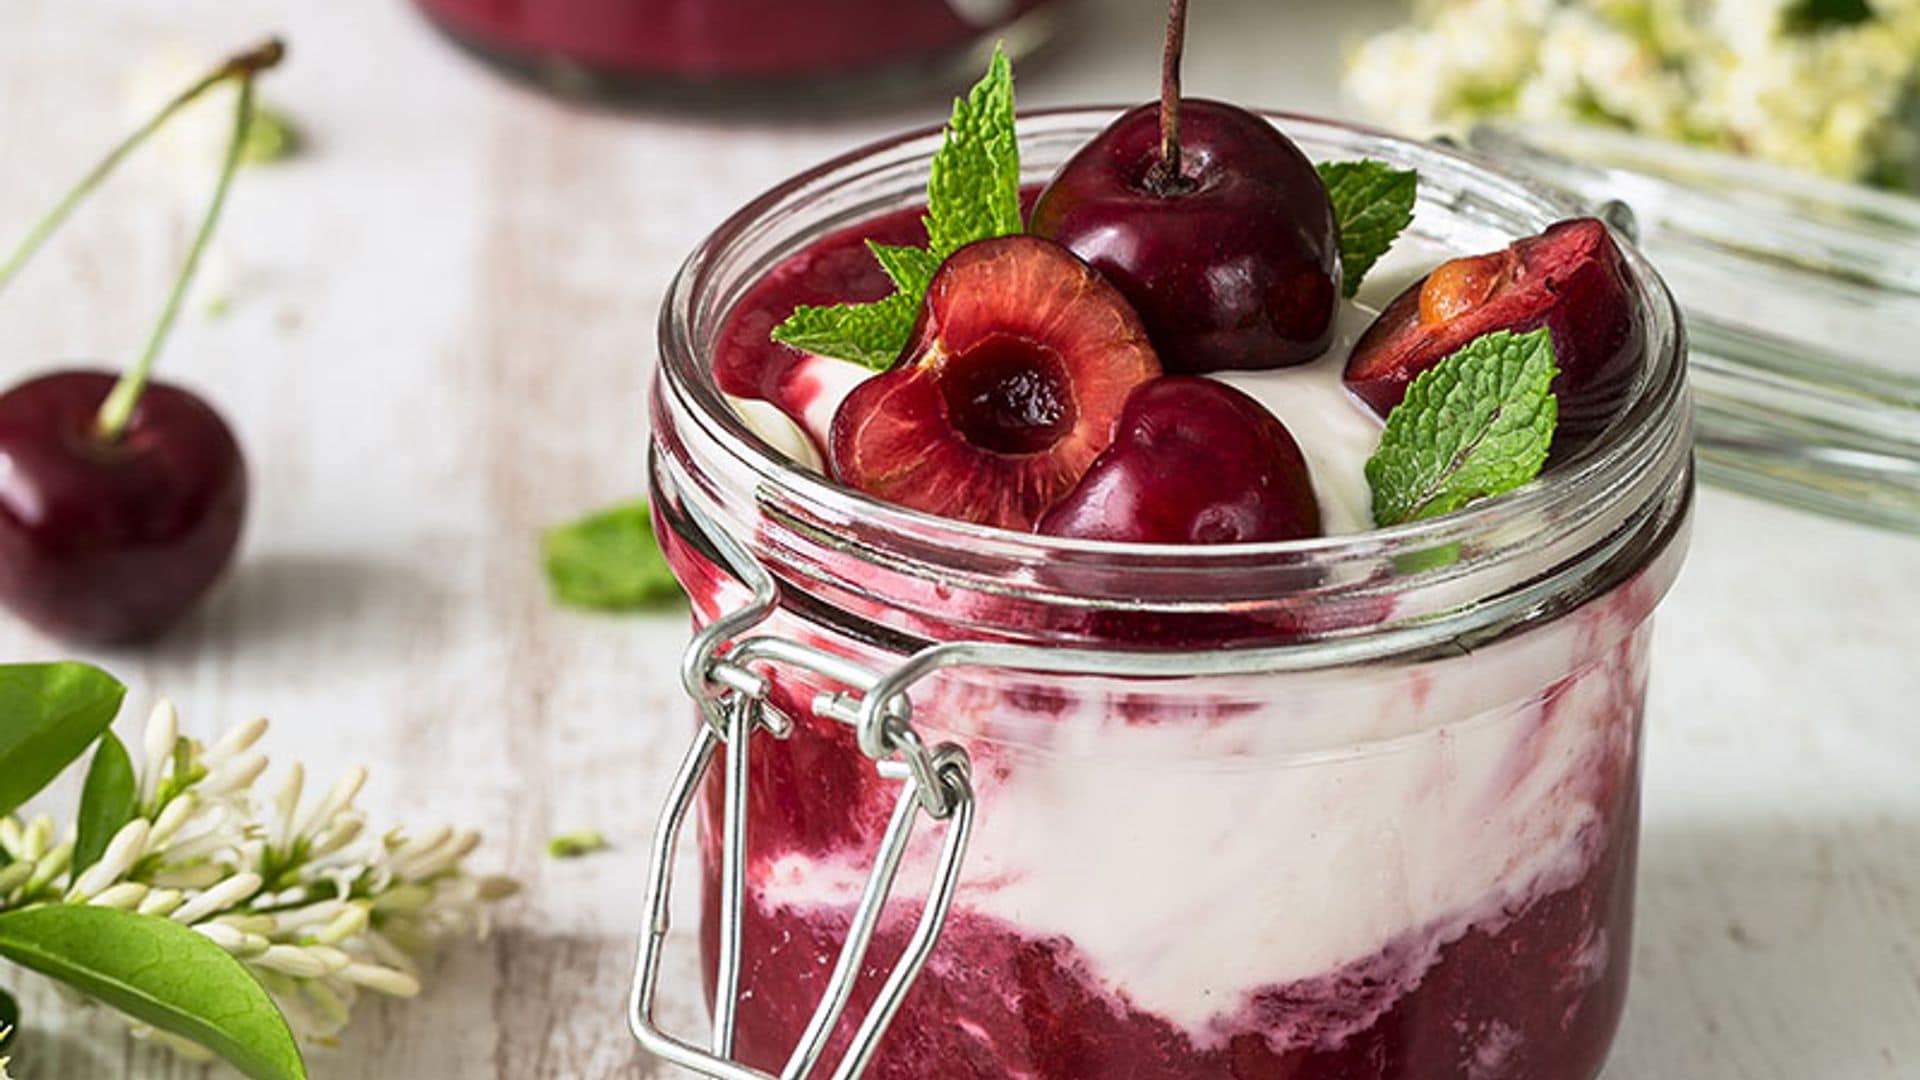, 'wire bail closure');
628,498,976,1080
